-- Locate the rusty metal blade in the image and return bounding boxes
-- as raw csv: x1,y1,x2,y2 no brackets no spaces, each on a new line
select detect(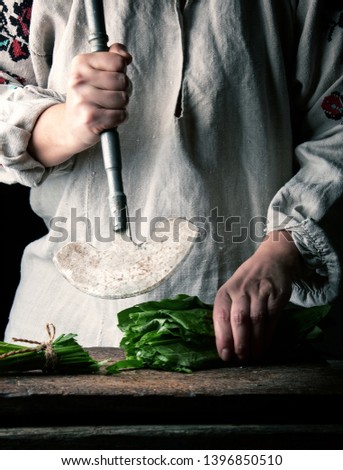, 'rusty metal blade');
53,218,198,299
